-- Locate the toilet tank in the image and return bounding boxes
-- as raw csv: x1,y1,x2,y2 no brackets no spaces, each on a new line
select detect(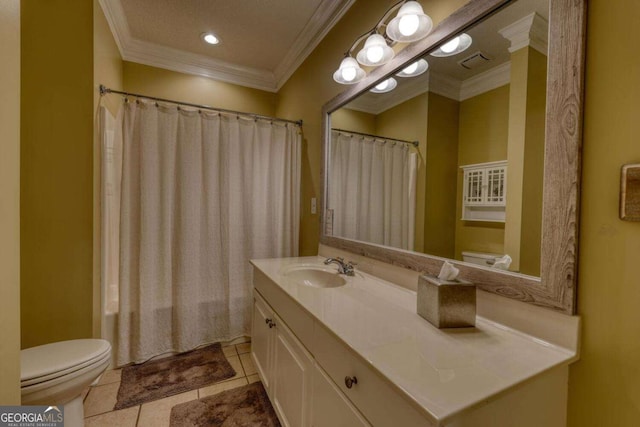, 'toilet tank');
461,251,501,267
